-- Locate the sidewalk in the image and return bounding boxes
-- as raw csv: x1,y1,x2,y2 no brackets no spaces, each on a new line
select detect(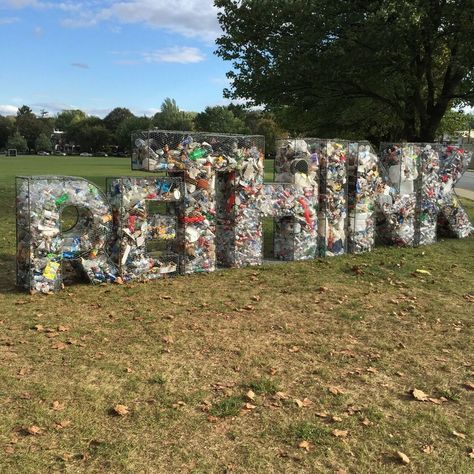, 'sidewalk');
456,188,474,200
